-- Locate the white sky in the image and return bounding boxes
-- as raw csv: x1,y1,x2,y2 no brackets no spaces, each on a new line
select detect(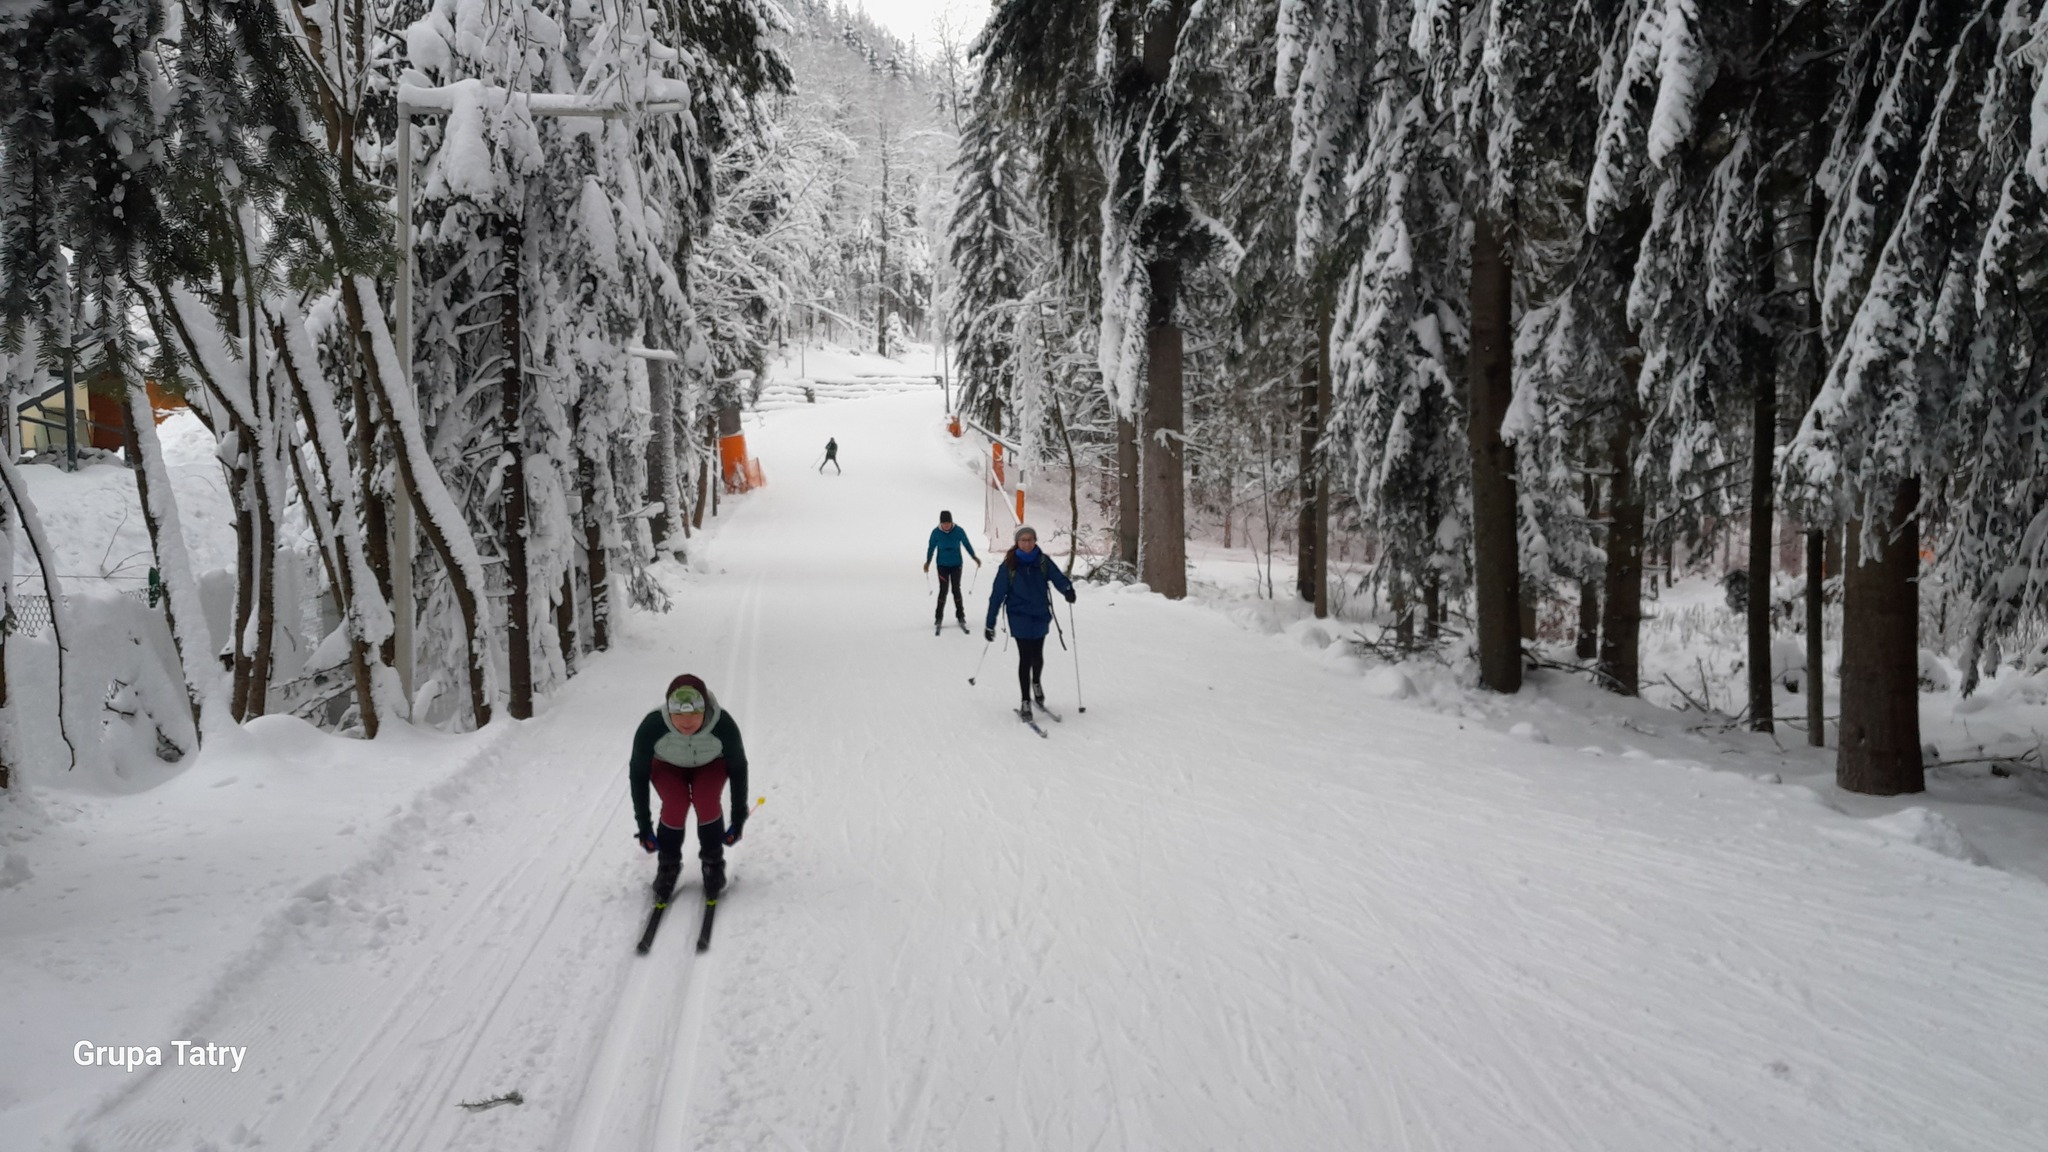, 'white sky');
851,0,989,51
